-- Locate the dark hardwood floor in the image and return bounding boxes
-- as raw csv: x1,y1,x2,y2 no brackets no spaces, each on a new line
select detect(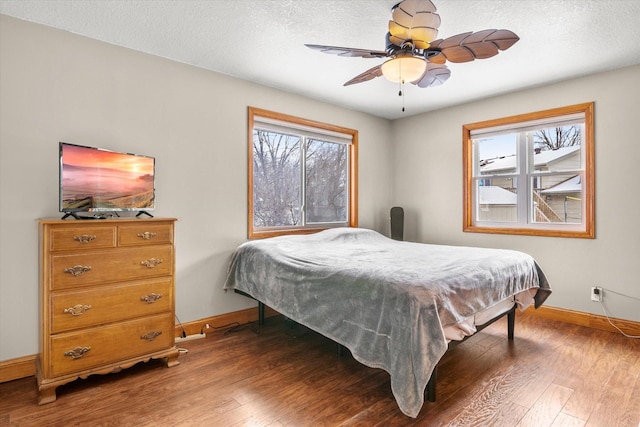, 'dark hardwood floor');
1,311,639,426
